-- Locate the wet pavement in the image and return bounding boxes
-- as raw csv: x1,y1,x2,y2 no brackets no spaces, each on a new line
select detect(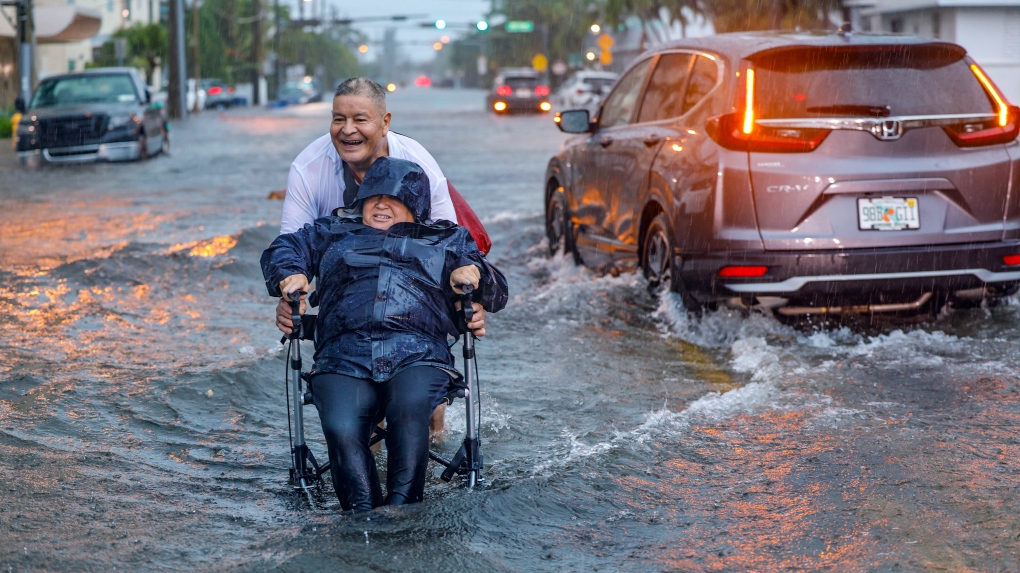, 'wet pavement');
2,88,1020,572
